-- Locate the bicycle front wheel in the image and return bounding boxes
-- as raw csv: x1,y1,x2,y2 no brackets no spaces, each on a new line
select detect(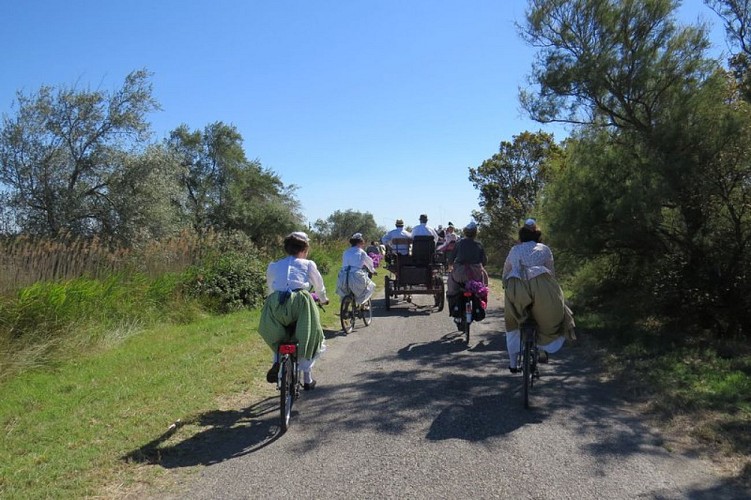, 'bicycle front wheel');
340,294,355,334
279,356,294,431
362,298,373,326
463,318,470,344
